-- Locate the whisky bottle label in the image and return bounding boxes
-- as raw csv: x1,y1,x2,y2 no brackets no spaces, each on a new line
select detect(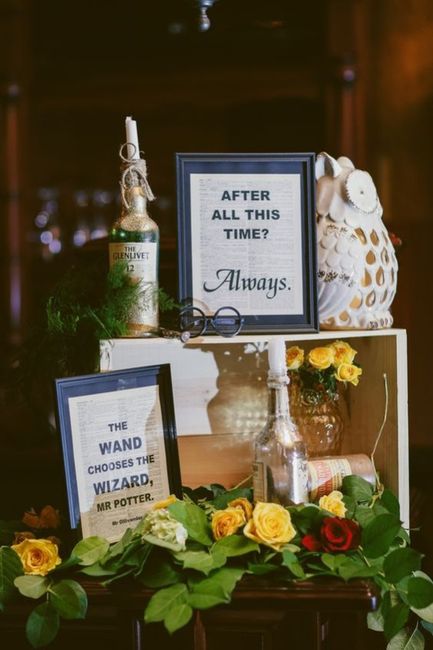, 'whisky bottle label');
109,242,158,329
252,461,267,502
109,242,157,283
